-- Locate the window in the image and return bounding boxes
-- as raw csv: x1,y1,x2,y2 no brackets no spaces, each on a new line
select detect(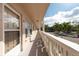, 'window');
66,51,68,56
4,6,19,29
4,6,20,53
30,29,32,34
25,28,28,37
5,31,19,53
